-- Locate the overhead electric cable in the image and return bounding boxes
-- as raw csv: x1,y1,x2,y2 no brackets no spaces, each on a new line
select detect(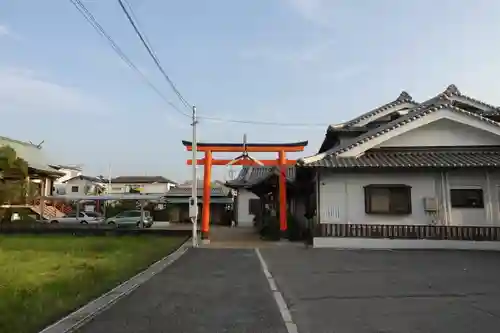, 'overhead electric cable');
116,0,330,128
197,115,328,127
69,0,190,117
117,0,192,109
72,0,334,128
